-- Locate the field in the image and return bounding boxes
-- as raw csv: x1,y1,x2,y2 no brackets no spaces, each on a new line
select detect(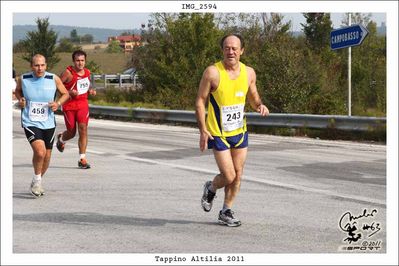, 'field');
13,49,132,76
